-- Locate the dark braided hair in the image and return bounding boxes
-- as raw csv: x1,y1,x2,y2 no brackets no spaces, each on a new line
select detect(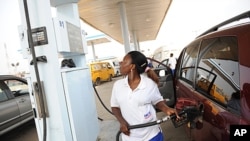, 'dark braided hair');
128,51,159,84
128,51,148,74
